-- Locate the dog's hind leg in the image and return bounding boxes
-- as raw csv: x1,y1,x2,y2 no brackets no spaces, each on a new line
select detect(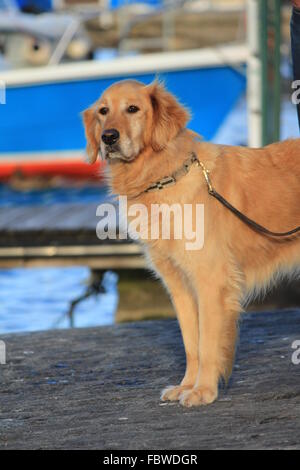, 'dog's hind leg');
152,257,199,402
180,263,243,407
